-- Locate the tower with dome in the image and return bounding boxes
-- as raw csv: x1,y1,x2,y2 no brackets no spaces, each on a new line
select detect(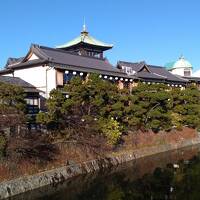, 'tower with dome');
165,55,193,77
